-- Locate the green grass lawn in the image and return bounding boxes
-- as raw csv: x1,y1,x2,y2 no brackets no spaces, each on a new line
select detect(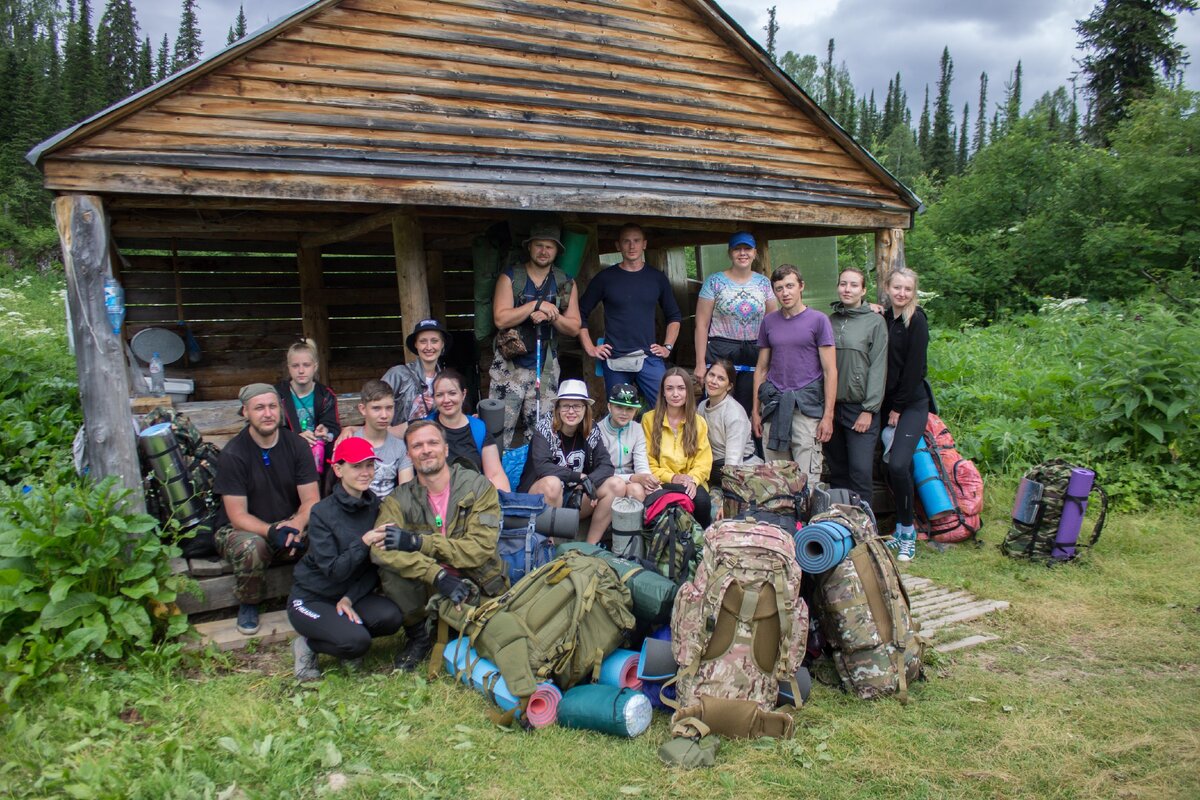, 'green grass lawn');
2,484,1197,800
